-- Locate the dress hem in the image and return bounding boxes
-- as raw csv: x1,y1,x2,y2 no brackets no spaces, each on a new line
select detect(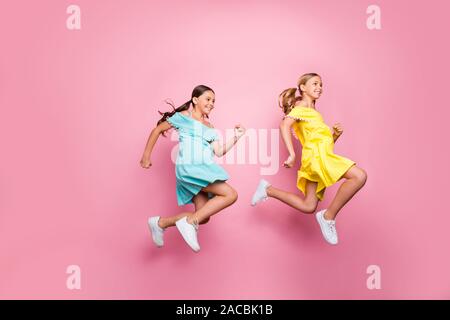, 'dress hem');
297,161,356,201
176,177,229,206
